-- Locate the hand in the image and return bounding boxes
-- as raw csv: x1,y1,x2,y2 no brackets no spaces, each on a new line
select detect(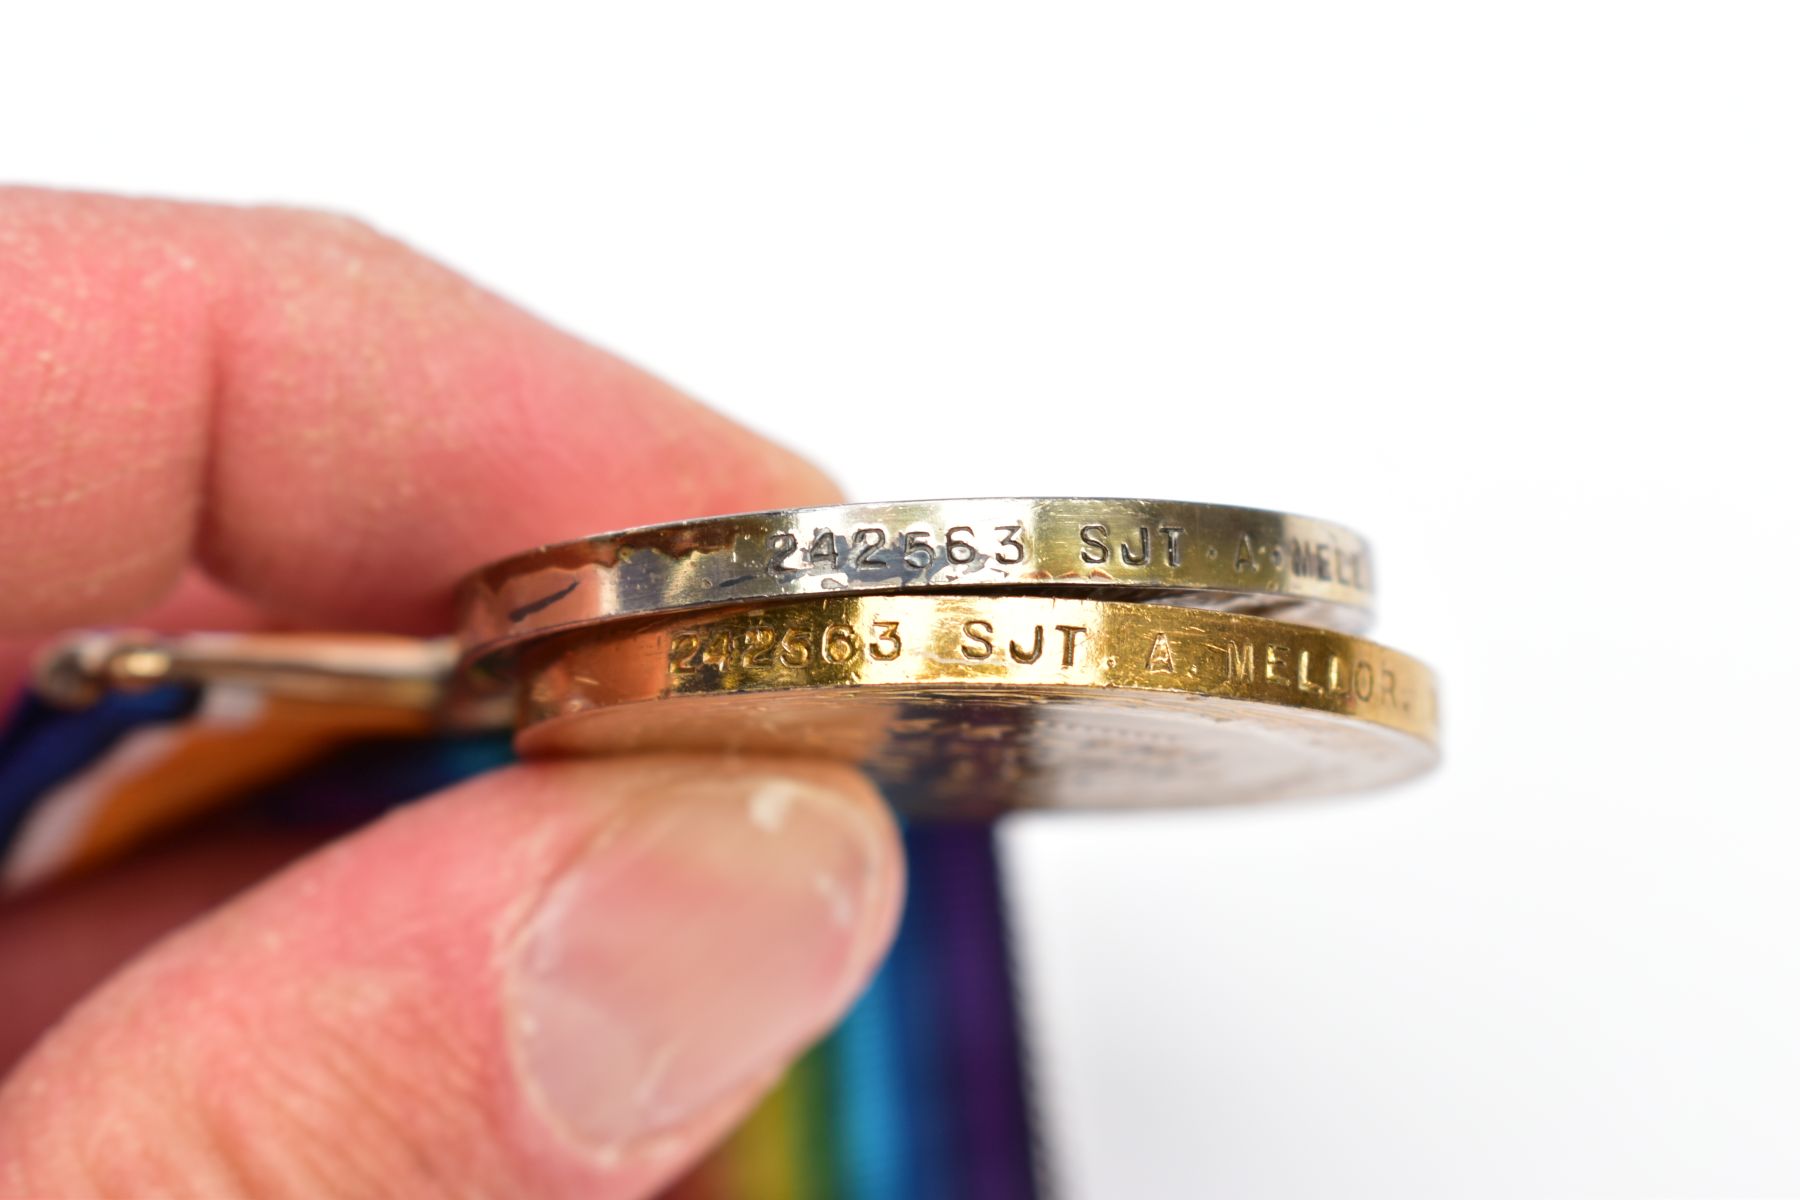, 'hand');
0,189,905,1198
